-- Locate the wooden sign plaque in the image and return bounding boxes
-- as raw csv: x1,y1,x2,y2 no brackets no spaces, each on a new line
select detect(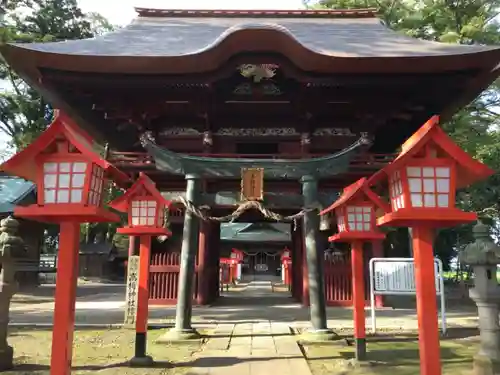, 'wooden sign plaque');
241,167,264,201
